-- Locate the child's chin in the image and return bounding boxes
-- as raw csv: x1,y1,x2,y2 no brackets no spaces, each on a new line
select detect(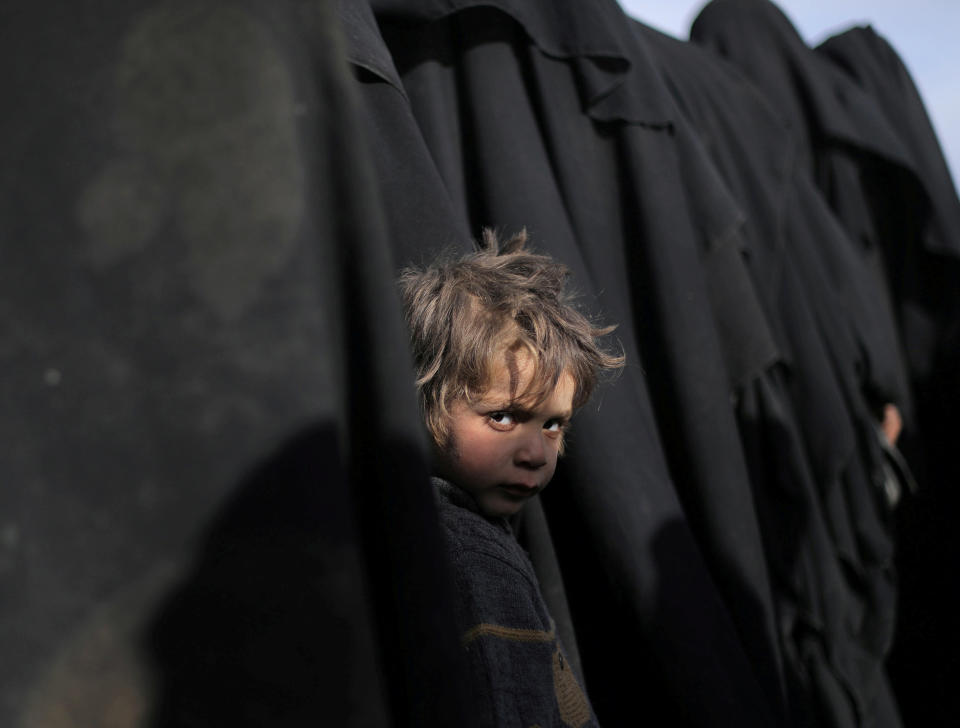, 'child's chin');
478,496,525,519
